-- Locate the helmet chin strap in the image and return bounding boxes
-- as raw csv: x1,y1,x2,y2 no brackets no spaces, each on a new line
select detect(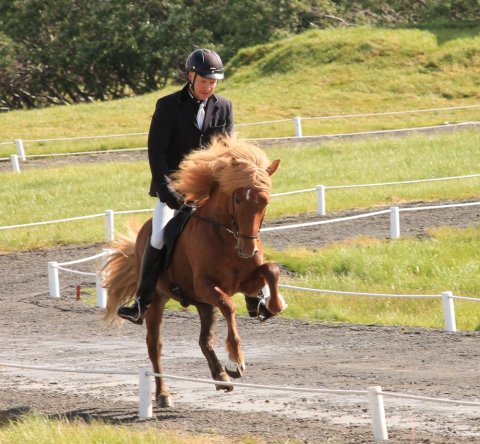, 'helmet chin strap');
189,73,201,101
